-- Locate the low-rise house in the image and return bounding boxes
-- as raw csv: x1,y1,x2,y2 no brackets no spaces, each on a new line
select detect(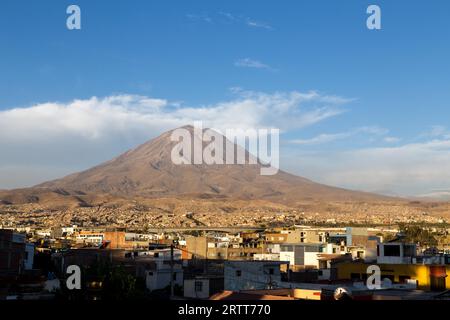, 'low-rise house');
132,248,184,292
377,242,416,264
76,231,104,246
224,260,288,291
279,243,324,268
286,229,327,244
144,259,183,292
184,276,224,299
186,236,267,261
